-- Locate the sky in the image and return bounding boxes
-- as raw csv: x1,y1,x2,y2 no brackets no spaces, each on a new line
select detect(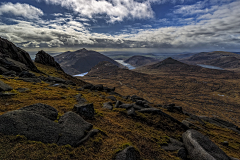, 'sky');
0,0,240,54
